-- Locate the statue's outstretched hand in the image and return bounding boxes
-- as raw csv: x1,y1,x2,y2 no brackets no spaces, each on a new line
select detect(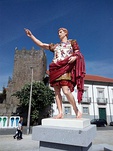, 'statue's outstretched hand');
24,28,32,37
